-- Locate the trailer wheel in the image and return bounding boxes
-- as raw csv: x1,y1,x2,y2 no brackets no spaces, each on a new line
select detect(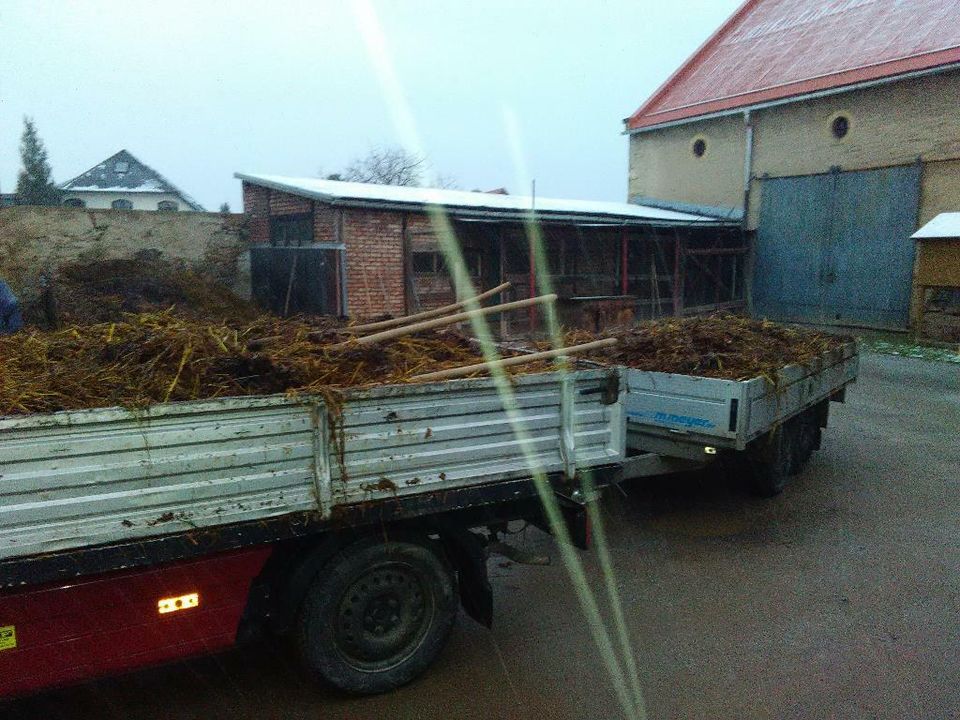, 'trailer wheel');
744,424,795,497
295,535,458,695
